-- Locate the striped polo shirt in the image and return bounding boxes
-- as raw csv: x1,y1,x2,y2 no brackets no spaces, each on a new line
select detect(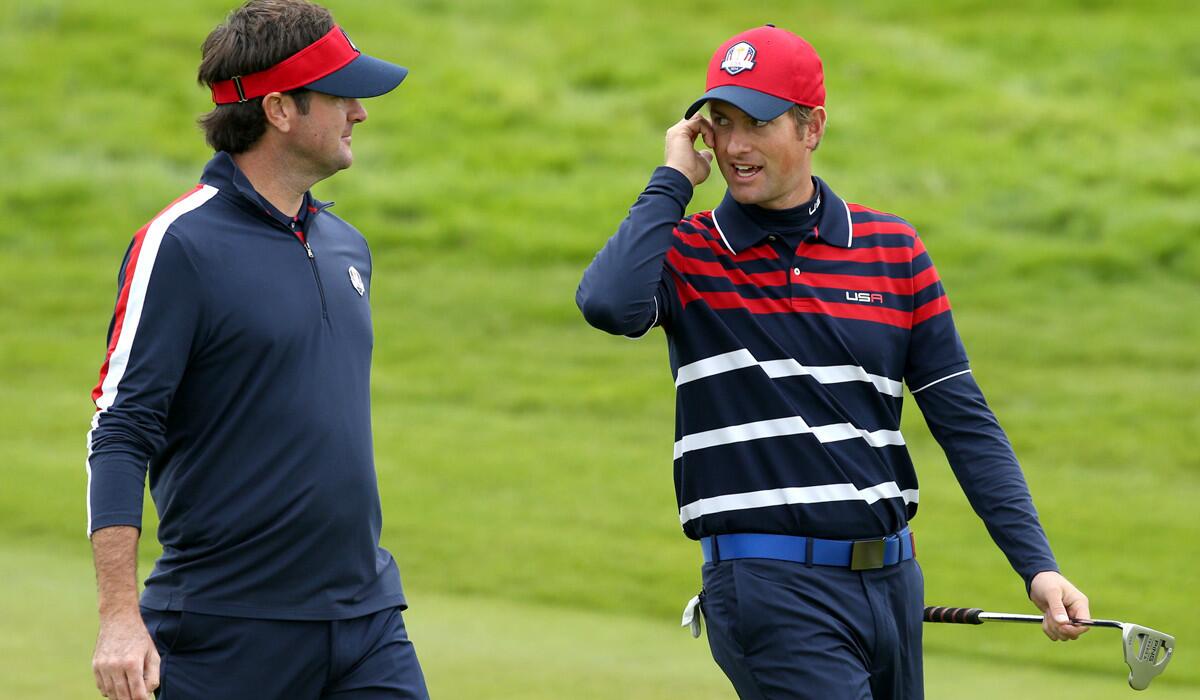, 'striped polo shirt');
579,168,1057,578
661,174,970,541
